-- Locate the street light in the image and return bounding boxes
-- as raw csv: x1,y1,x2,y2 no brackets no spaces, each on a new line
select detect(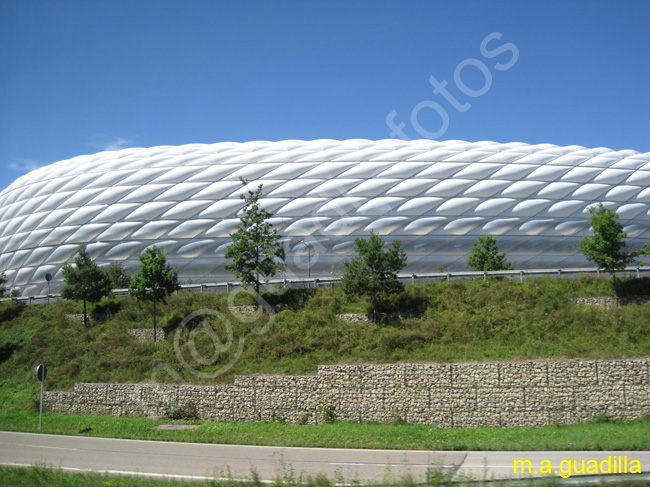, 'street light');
300,240,312,279
45,273,52,304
